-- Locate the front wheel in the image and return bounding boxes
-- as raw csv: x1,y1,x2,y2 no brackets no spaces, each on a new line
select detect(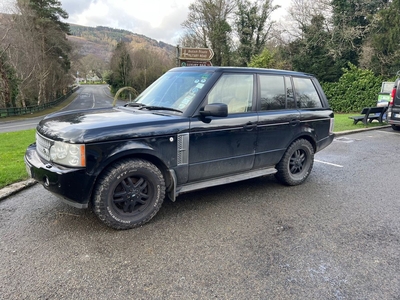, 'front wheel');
391,124,400,131
275,139,314,186
93,158,165,230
